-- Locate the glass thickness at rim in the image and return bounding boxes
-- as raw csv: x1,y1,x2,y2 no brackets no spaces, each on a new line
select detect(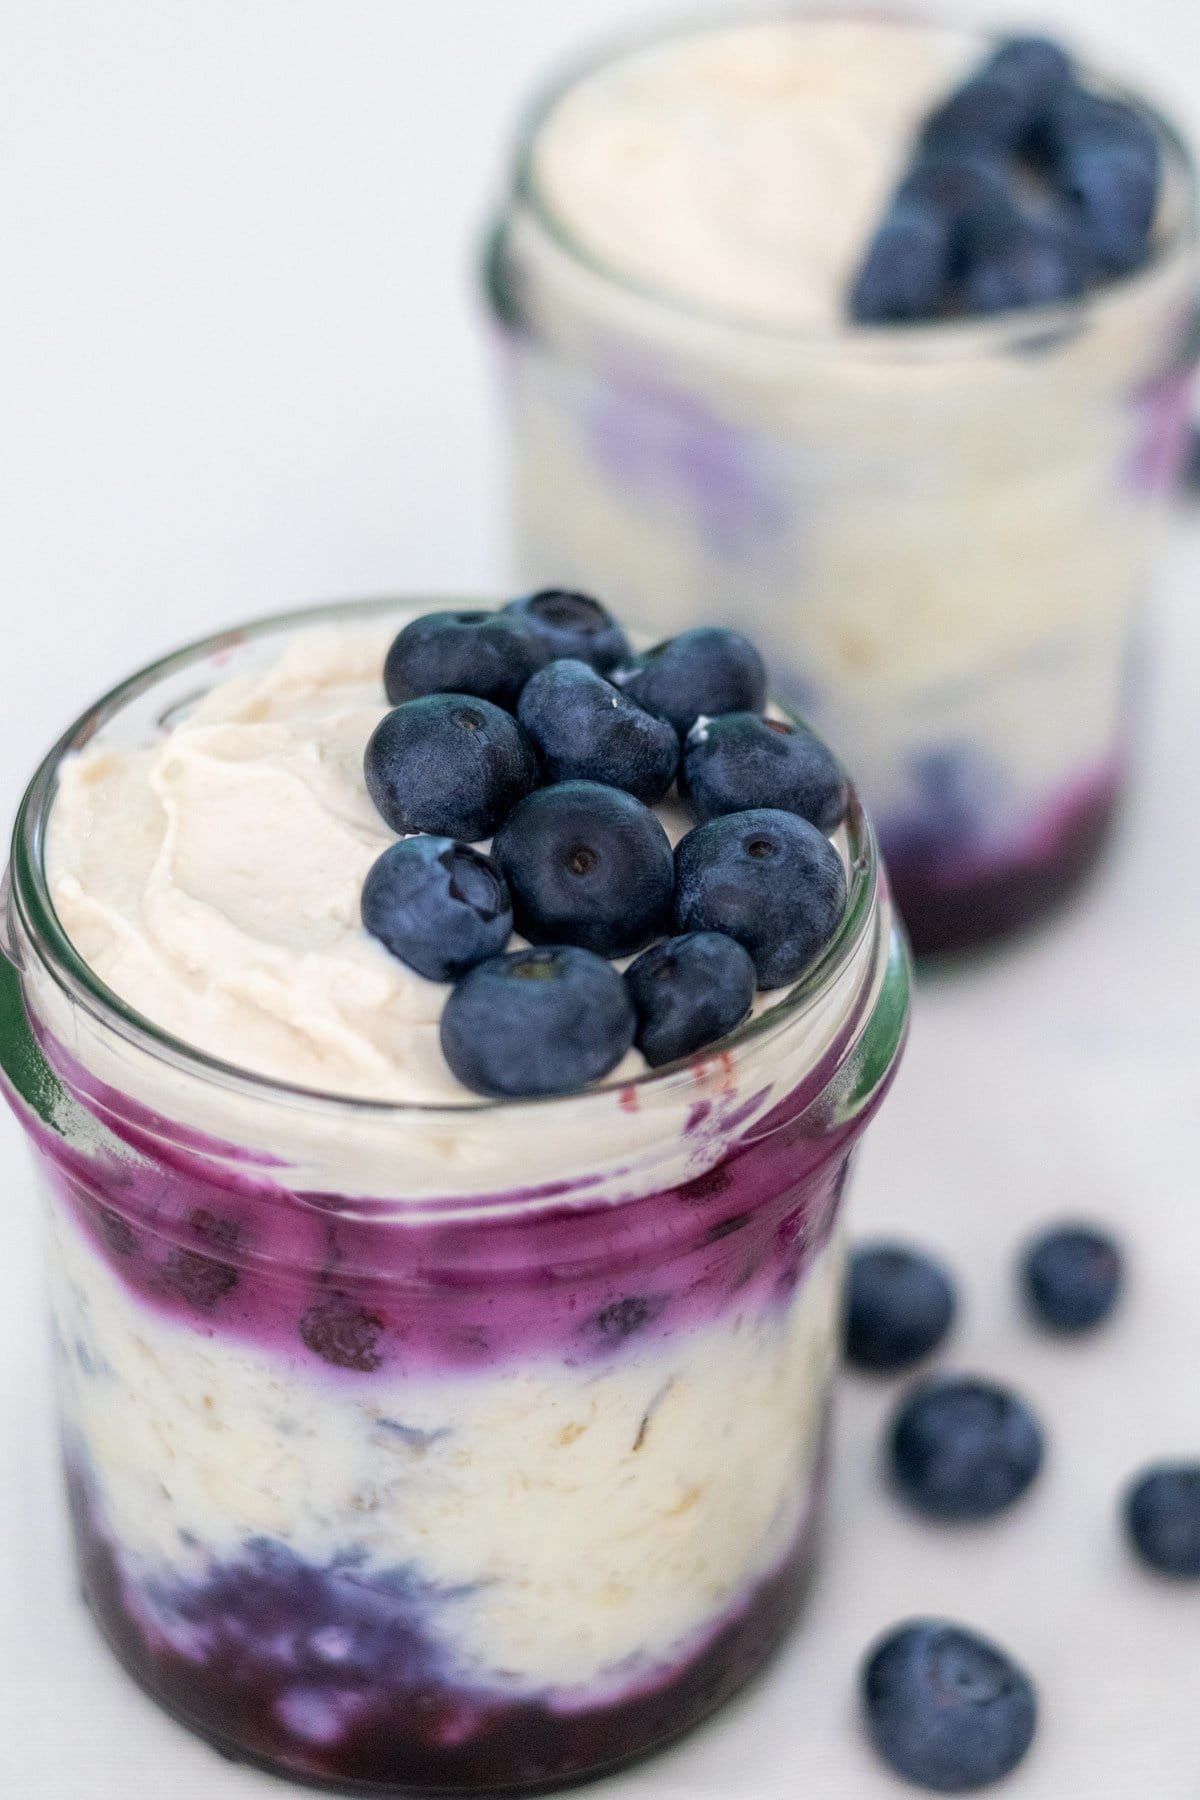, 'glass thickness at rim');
6,595,881,1123
505,2,1200,354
